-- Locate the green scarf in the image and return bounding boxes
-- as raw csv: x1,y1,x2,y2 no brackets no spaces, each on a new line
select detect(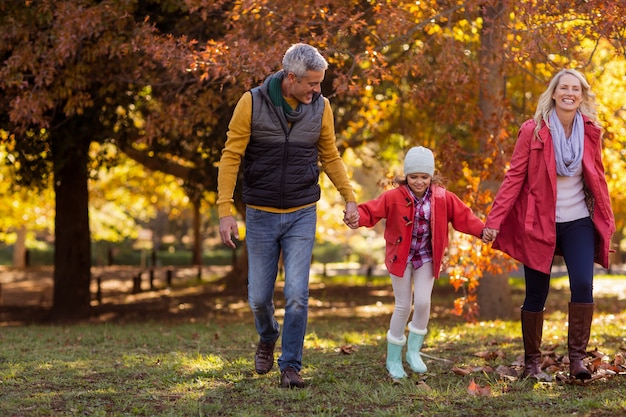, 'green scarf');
268,75,293,115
